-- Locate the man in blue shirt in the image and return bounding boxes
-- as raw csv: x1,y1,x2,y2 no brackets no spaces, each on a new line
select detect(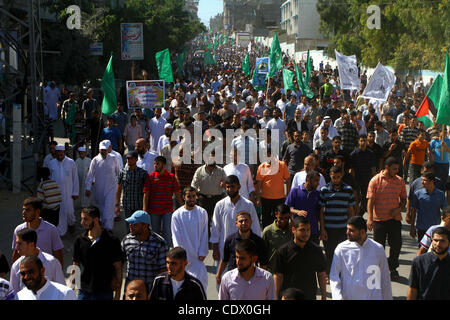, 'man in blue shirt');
100,117,123,153
429,129,450,187
285,170,321,245
410,172,448,244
